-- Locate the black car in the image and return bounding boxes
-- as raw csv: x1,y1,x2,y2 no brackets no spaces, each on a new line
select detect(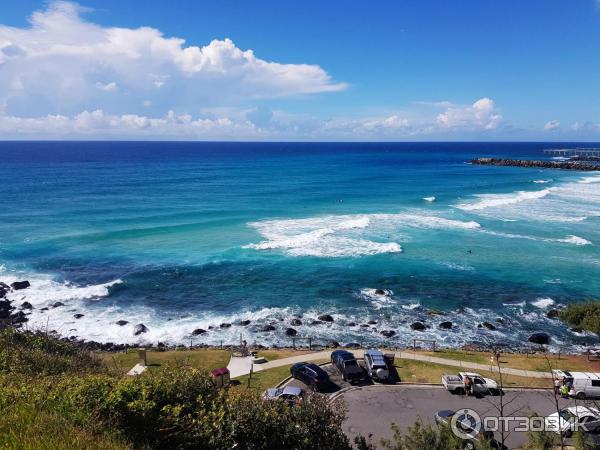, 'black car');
330,350,365,384
290,362,330,391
